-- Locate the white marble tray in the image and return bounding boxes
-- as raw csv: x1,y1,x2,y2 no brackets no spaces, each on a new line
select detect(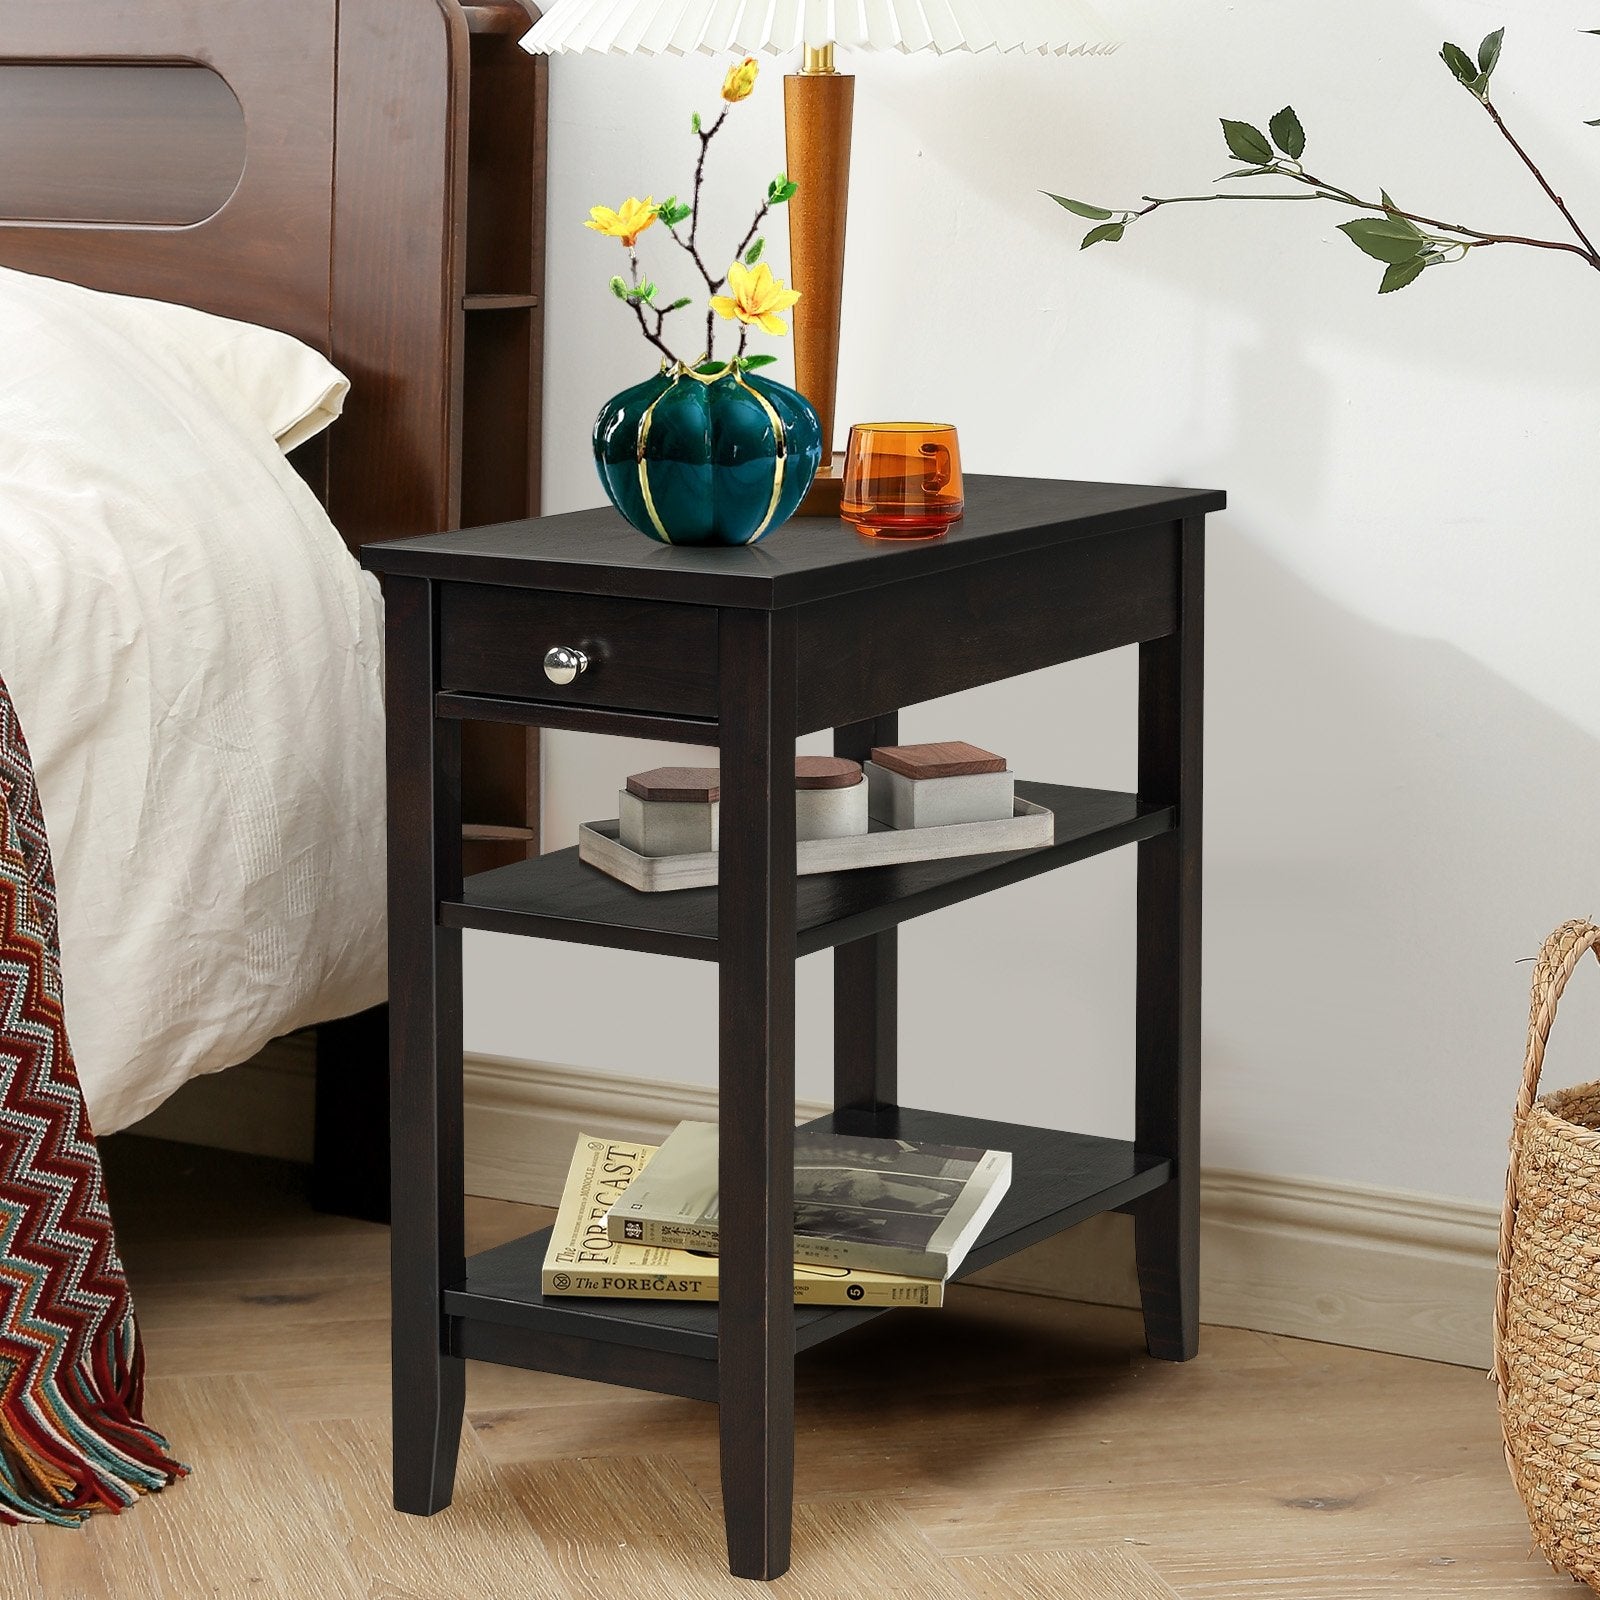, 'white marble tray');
578,798,1055,893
